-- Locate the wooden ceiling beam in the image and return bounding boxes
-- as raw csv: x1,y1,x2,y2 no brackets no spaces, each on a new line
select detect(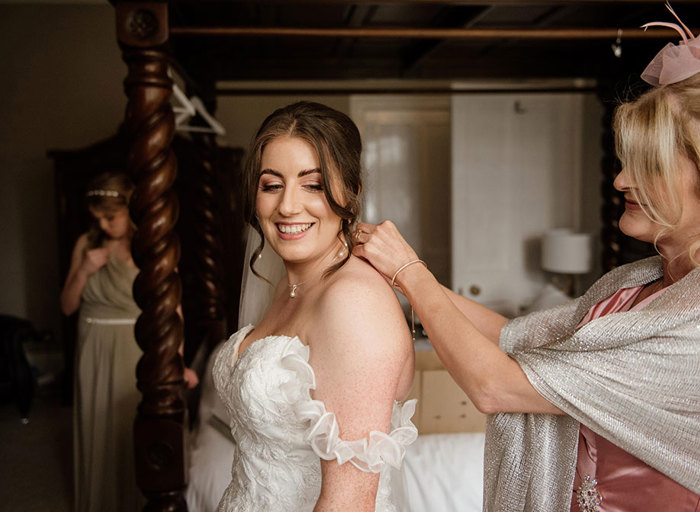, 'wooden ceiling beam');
166,0,697,4
401,5,492,76
331,4,379,59
170,26,687,39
